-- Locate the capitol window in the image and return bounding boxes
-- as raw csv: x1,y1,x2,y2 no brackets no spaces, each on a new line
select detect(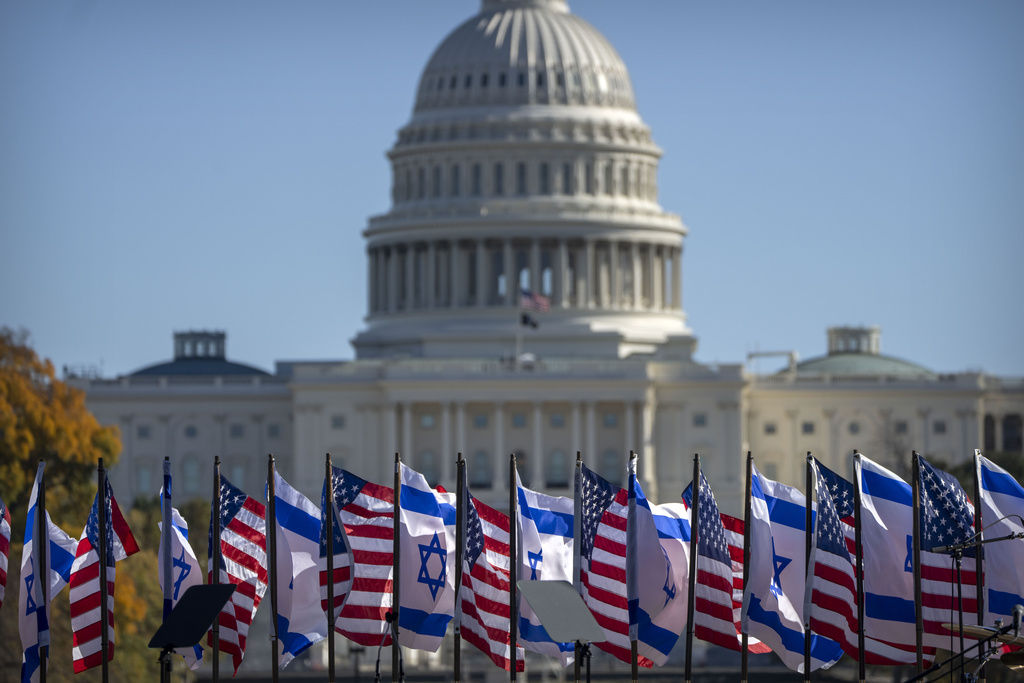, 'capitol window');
602,413,617,428
331,414,345,429
536,71,544,87
802,421,815,435
417,167,425,199
471,450,491,488
512,413,526,429
693,413,707,428
562,163,572,194
894,420,908,434
474,414,488,428
498,72,507,87
481,73,488,88
464,74,472,88
848,421,861,435
449,75,457,90
137,425,151,440
420,414,436,429
184,425,197,438
933,420,947,435
433,165,442,197
450,164,460,197
764,422,777,435
517,72,526,87
471,164,482,196
494,163,504,195
550,413,565,428
516,163,526,196
539,163,550,195
230,424,244,438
